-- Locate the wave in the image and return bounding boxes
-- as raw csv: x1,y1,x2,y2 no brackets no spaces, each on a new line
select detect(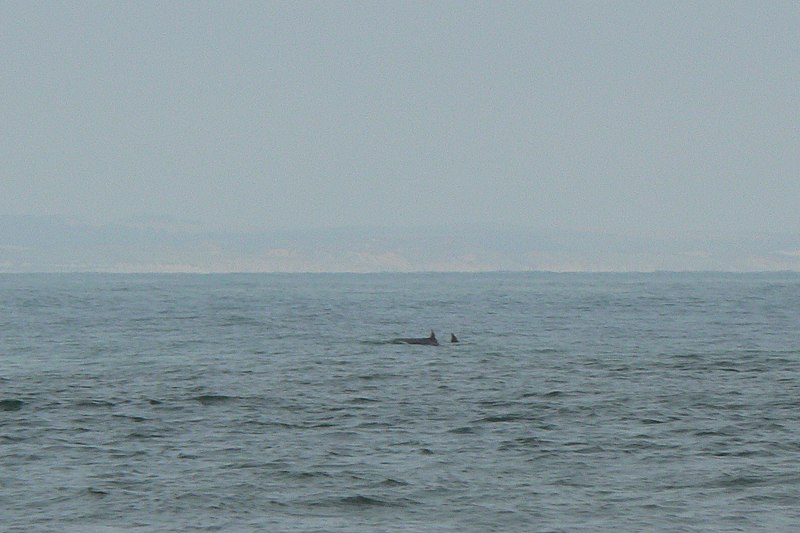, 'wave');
315,494,419,509
75,399,115,408
474,412,541,423
0,399,23,411
193,394,239,406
